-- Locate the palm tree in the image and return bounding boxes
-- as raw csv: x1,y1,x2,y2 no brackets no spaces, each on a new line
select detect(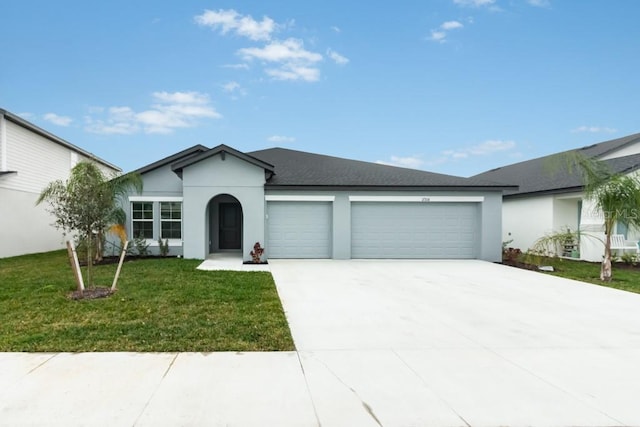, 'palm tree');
572,154,640,281
37,162,142,289
96,172,143,261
